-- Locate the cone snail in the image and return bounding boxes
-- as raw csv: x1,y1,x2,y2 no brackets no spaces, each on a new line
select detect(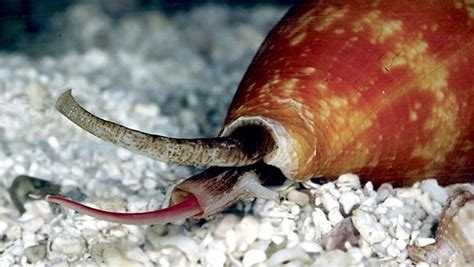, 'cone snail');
46,0,474,225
